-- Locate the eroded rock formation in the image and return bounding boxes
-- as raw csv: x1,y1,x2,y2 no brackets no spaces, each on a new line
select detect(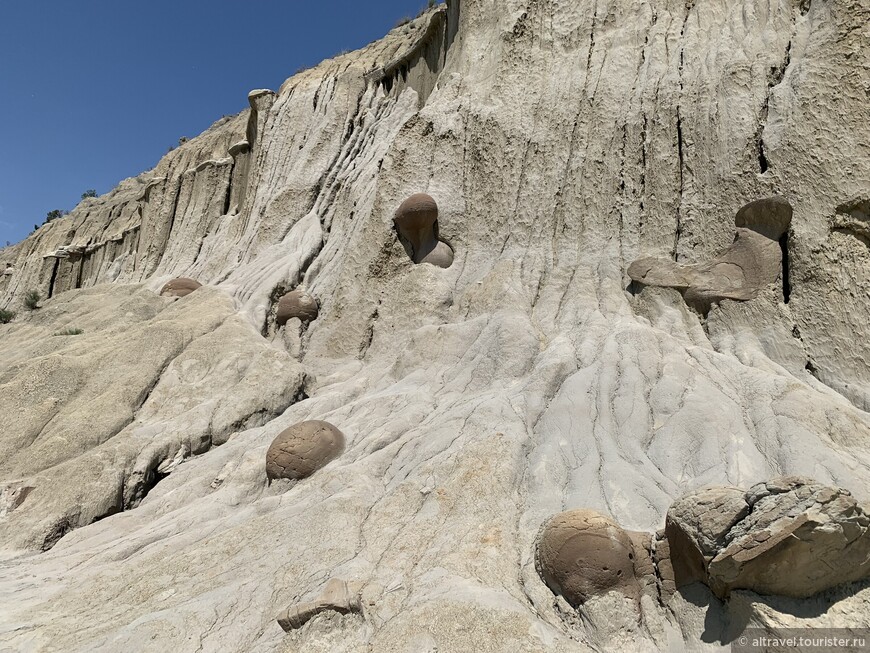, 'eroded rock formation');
275,289,319,326
667,477,870,599
160,277,202,298
629,197,792,313
535,509,641,606
276,578,362,632
1,0,869,651
393,193,454,268
265,420,345,481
